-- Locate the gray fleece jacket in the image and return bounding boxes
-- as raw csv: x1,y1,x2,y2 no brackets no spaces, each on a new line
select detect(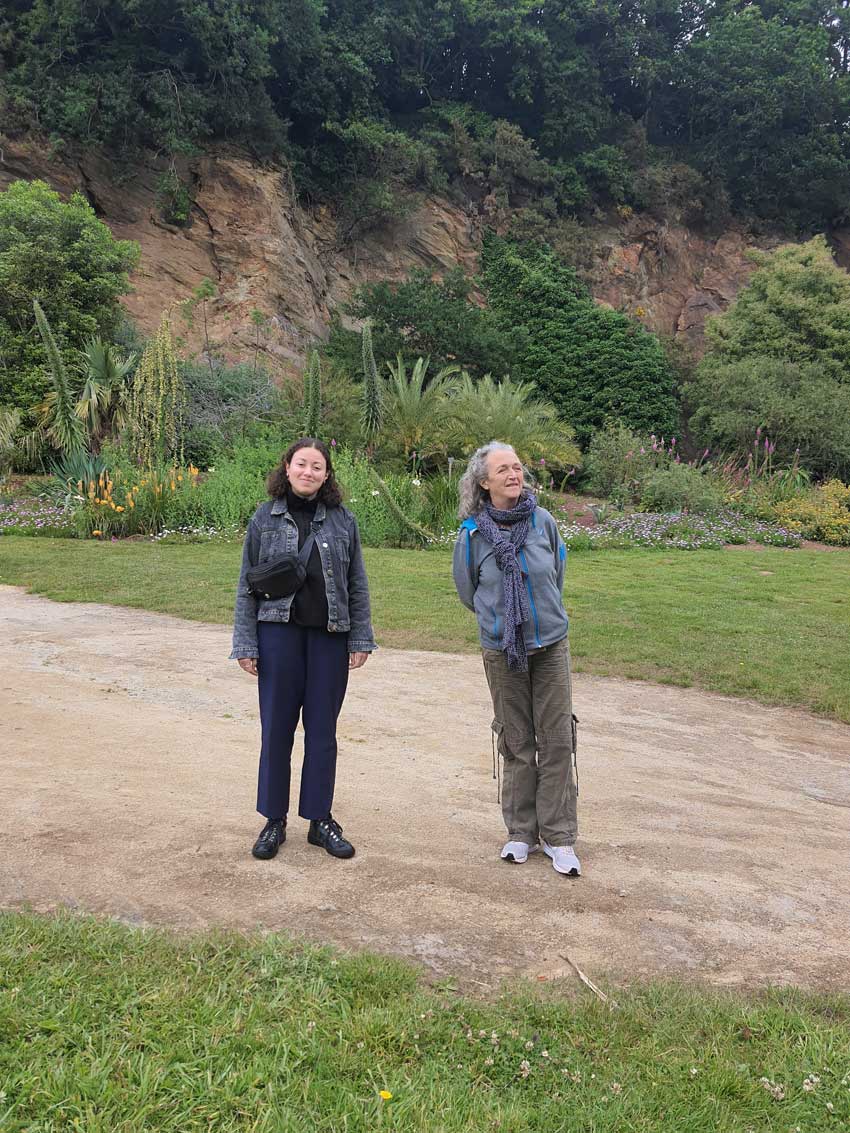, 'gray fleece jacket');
452,506,569,652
